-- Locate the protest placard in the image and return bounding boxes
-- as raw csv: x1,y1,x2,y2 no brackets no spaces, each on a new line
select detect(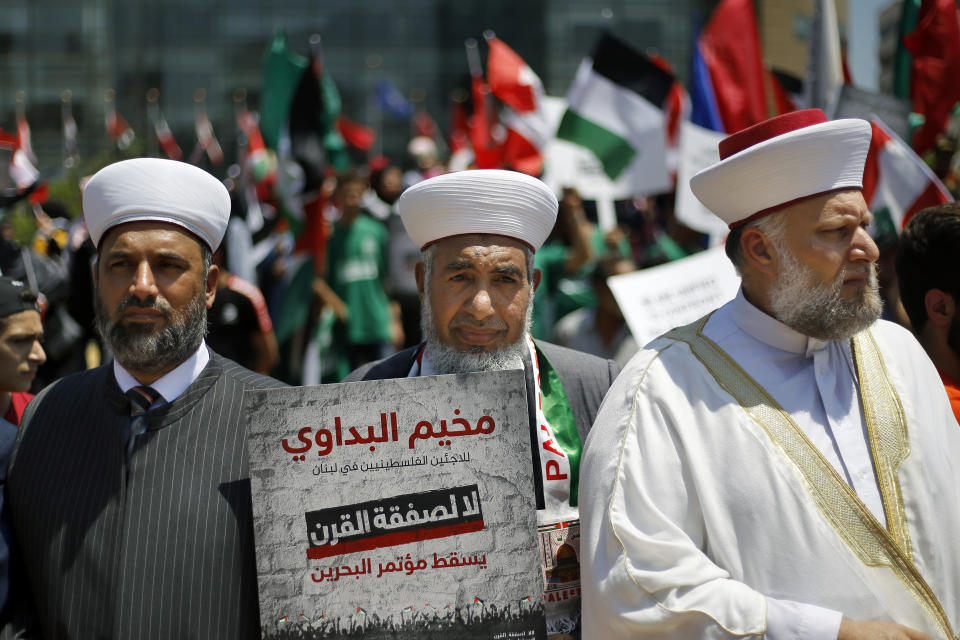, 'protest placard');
245,370,546,640
608,246,741,347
